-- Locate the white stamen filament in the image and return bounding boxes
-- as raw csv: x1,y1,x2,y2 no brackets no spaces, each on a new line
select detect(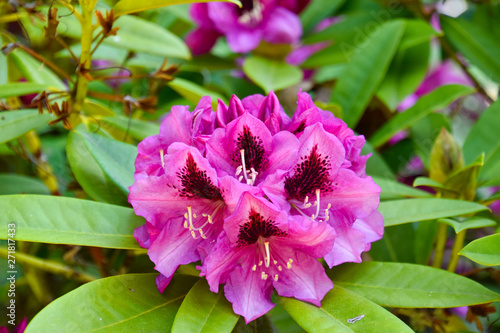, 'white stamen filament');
235,149,259,186
160,149,165,168
291,189,331,223
184,206,213,239
264,241,271,268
